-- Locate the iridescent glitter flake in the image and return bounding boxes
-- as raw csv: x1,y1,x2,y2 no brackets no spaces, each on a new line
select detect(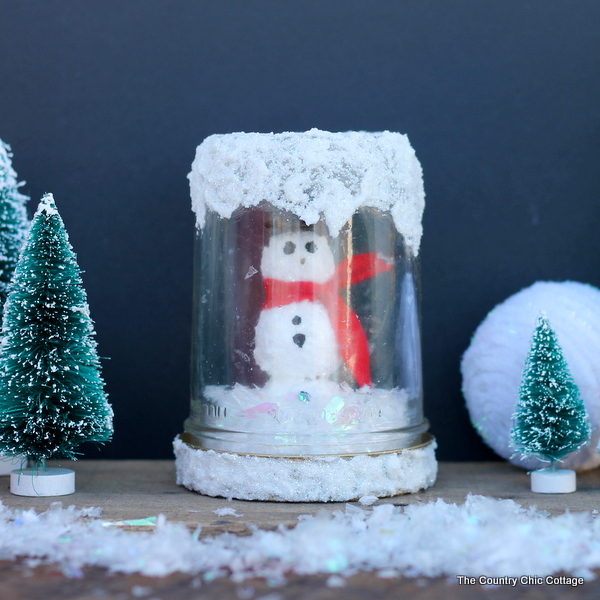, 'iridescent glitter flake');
298,391,311,403
323,397,345,424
